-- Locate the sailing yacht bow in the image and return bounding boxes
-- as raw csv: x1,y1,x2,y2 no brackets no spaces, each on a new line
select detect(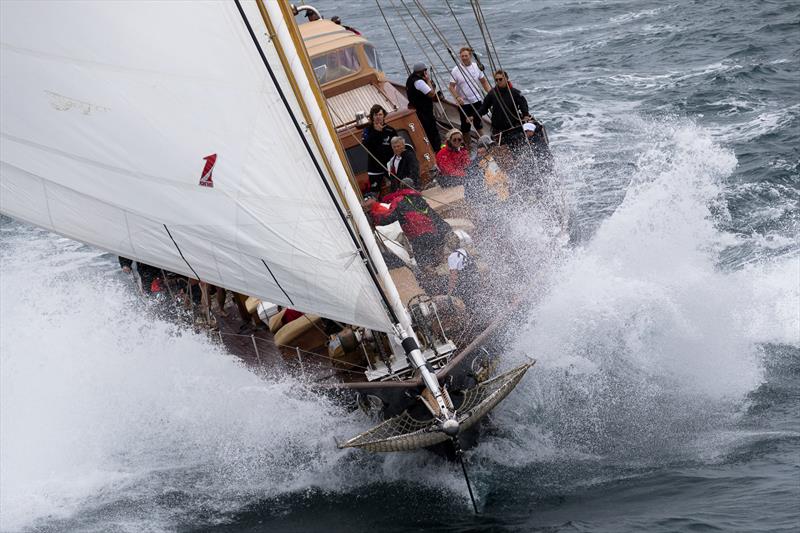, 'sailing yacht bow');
0,0,459,422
